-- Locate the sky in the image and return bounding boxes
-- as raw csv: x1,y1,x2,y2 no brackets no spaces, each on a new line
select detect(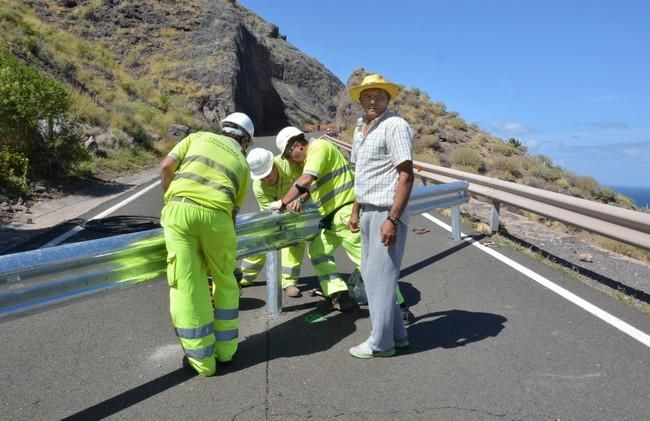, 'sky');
239,0,650,188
